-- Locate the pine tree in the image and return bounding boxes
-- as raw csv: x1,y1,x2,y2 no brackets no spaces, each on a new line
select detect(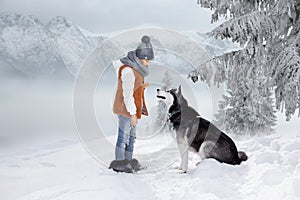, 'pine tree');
189,0,299,133
161,70,174,91
154,100,168,132
154,70,174,132
214,61,277,135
